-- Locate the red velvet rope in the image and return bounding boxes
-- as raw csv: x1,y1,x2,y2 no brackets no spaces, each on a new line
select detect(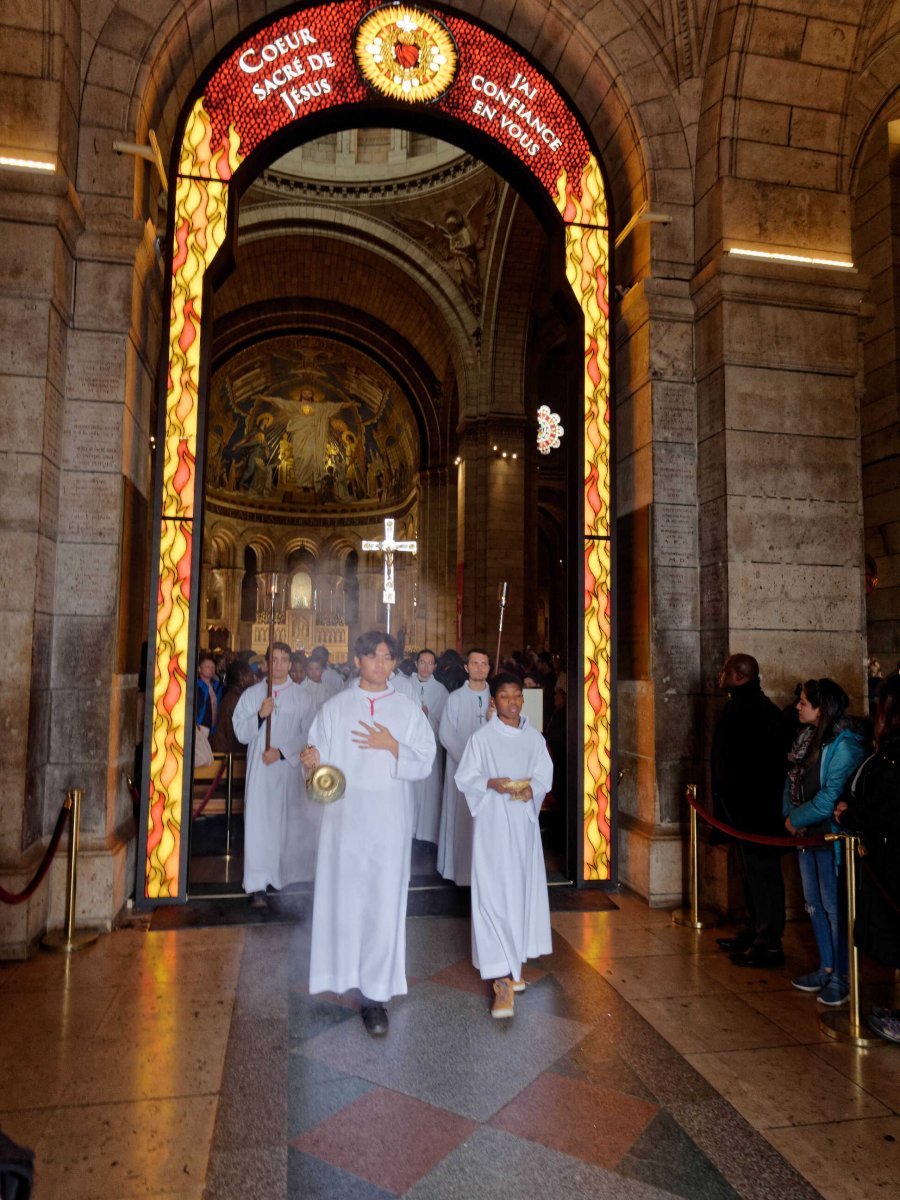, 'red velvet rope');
192,759,228,819
687,791,827,849
0,796,72,905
